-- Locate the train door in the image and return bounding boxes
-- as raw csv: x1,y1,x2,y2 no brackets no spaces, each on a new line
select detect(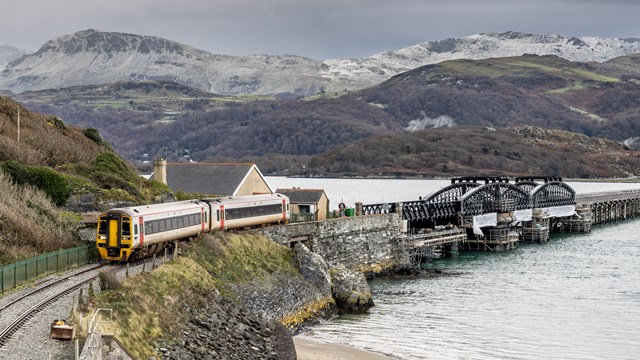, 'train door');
108,217,119,248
